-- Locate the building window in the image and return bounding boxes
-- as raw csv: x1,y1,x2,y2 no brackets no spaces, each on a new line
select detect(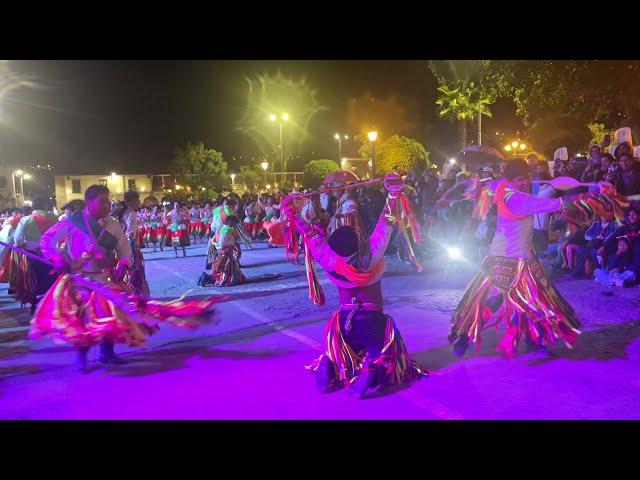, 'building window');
98,179,107,187
0,176,8,189
151,176,165,191
71,179,81,194
128,179,137,191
